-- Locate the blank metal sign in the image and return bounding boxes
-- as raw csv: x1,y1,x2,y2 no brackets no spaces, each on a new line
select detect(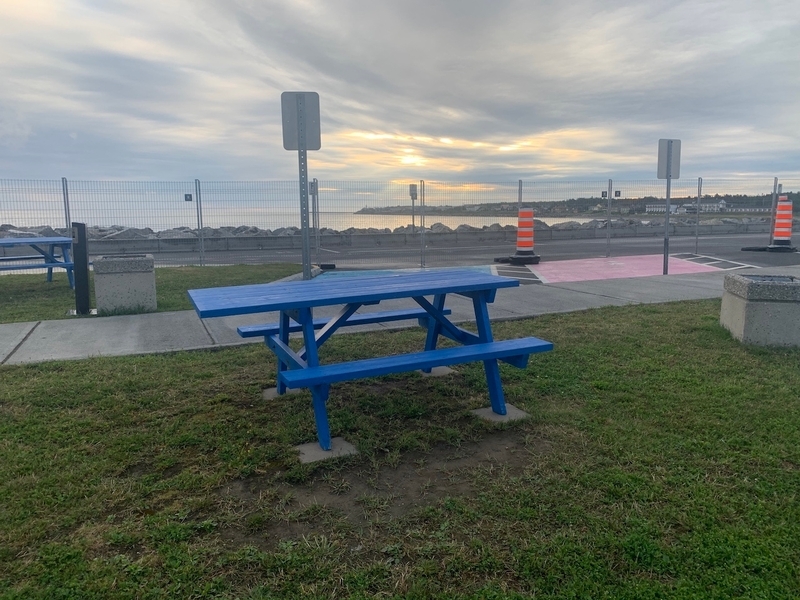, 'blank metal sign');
657,138,681,180
281,92,321,151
